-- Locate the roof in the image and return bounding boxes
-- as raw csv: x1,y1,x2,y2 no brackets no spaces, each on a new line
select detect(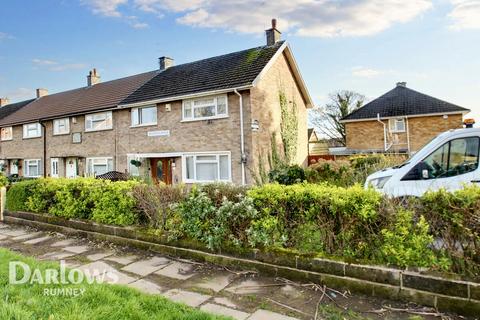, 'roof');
0,99,35,120
121,41,287,105
0,71,158,126
341,84,470,122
